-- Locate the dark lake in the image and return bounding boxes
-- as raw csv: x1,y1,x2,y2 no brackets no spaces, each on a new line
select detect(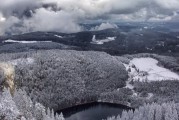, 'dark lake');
57,102,132,120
